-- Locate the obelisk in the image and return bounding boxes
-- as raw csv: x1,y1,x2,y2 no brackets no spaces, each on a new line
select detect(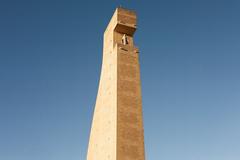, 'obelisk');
87,7,145,160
